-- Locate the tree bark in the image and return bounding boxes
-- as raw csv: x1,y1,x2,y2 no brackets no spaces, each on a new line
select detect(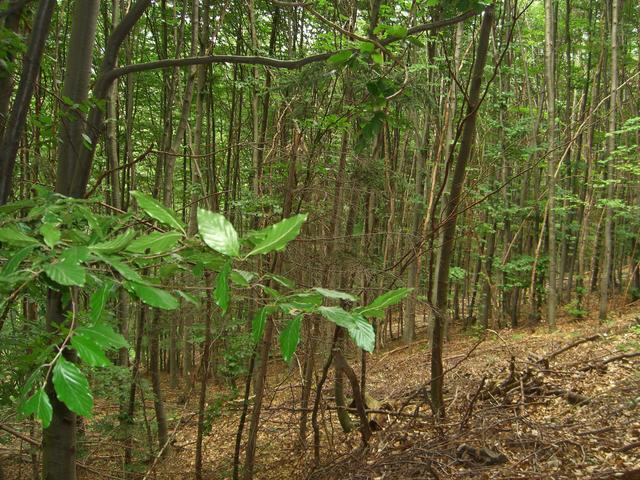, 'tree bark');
0,0,56,205
544,0,558,329
430,5,493,418
599,0,618,322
